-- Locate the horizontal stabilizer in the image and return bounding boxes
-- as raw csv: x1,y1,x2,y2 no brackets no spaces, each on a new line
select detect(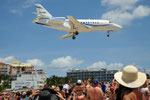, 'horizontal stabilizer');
59,33,73,39
33,12,39,15
33,17,39,23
